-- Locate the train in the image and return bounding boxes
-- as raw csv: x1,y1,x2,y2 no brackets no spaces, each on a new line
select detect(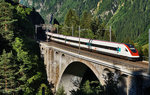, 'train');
46,32,140,61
